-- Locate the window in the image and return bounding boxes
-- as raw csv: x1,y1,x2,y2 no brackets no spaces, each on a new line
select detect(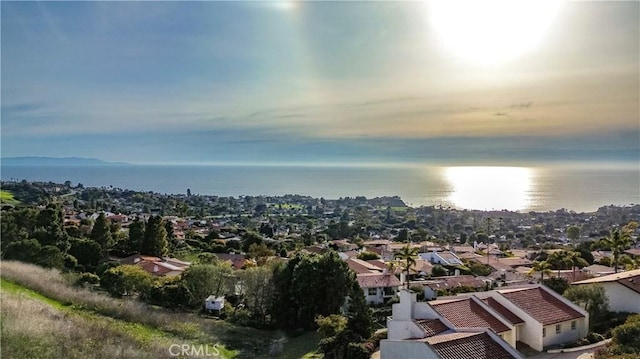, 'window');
556,324,561,334
383,287,395,296
543,328,546,337
367,288,377,296
571,321,576,330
